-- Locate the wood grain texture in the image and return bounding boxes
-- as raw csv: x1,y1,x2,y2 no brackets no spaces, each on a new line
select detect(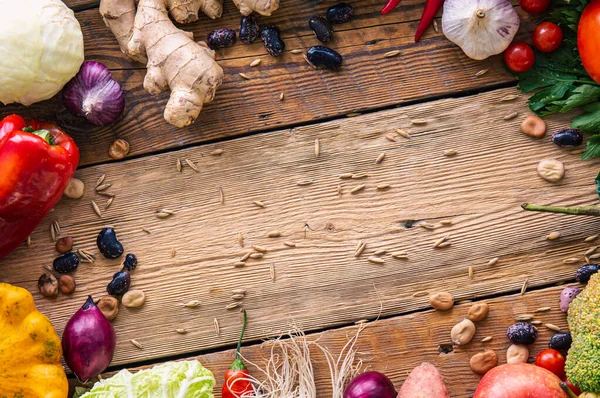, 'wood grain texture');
3,1,534,166
91,285,573,398
3,87,597,368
